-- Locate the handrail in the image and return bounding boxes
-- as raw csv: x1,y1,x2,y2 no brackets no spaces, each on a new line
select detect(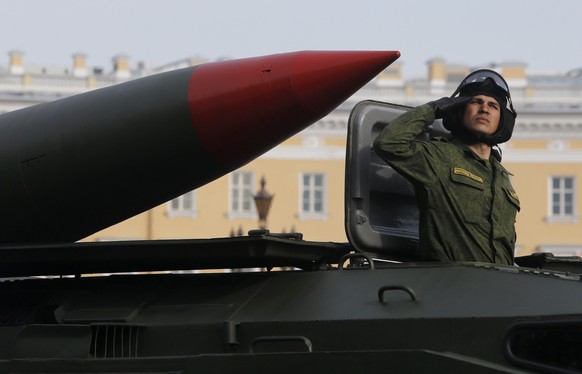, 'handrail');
378,285,419,303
